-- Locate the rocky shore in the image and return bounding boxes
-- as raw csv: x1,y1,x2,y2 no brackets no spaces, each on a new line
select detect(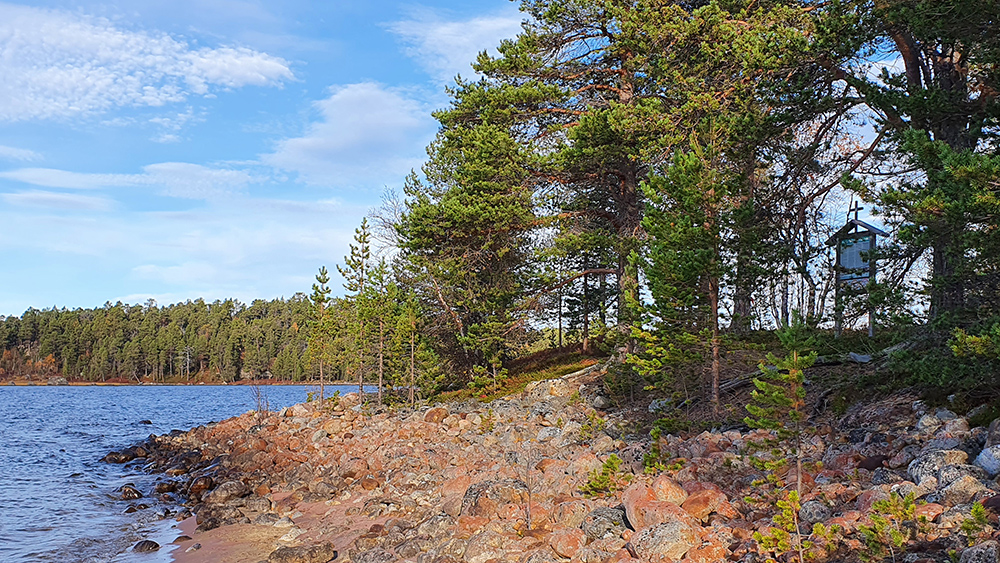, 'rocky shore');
104,370,1000,563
